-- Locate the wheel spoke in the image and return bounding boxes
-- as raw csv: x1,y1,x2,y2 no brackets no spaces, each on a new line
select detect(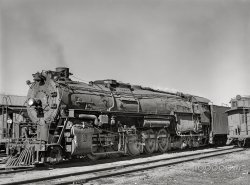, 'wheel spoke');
144,129,156,154
157,129,169,153
127,135,141,156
